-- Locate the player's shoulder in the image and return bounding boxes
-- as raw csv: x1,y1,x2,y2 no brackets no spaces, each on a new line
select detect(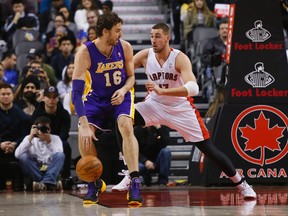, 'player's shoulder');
119,39,132,48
